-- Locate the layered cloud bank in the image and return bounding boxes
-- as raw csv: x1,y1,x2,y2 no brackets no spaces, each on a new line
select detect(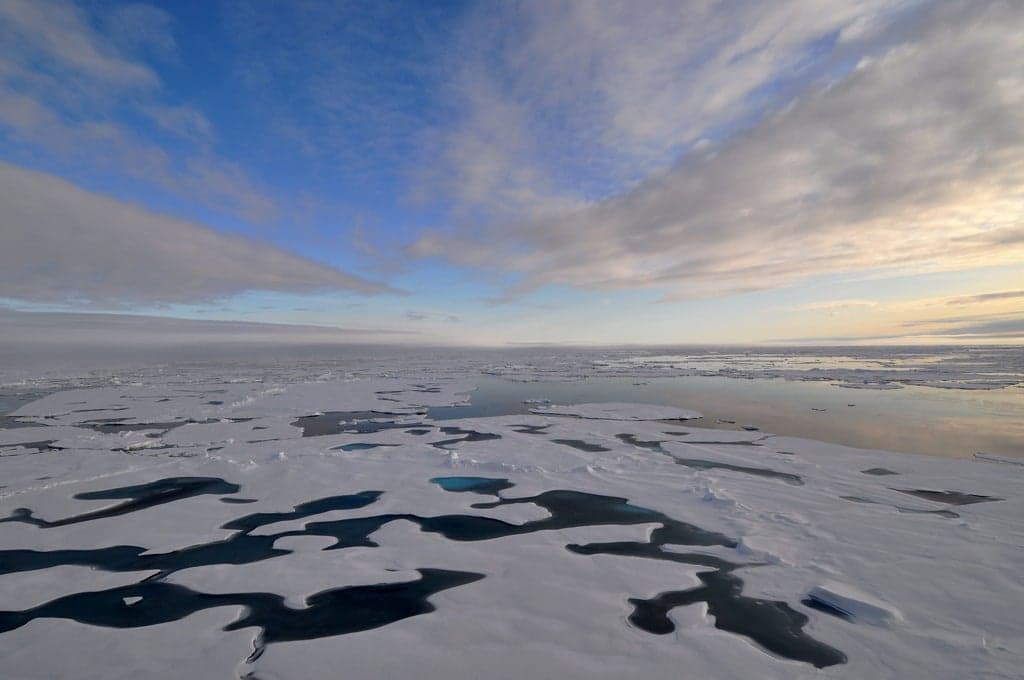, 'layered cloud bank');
0,308,419,371
0,163,396,305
